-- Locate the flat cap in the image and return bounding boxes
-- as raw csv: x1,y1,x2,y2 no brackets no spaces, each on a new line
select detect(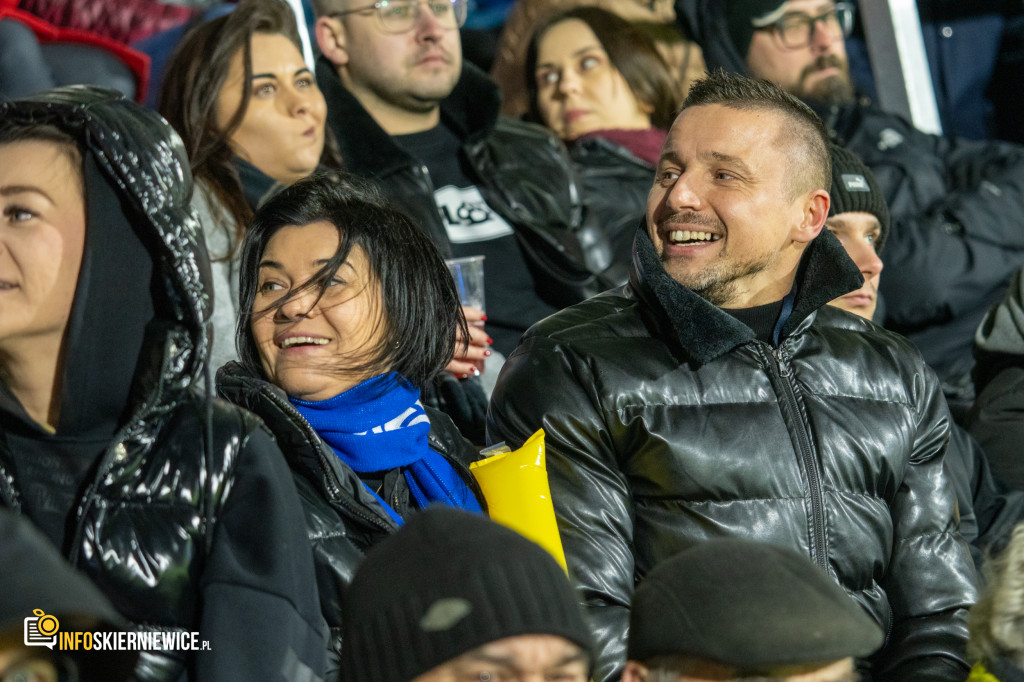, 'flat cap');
628,539,884,668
